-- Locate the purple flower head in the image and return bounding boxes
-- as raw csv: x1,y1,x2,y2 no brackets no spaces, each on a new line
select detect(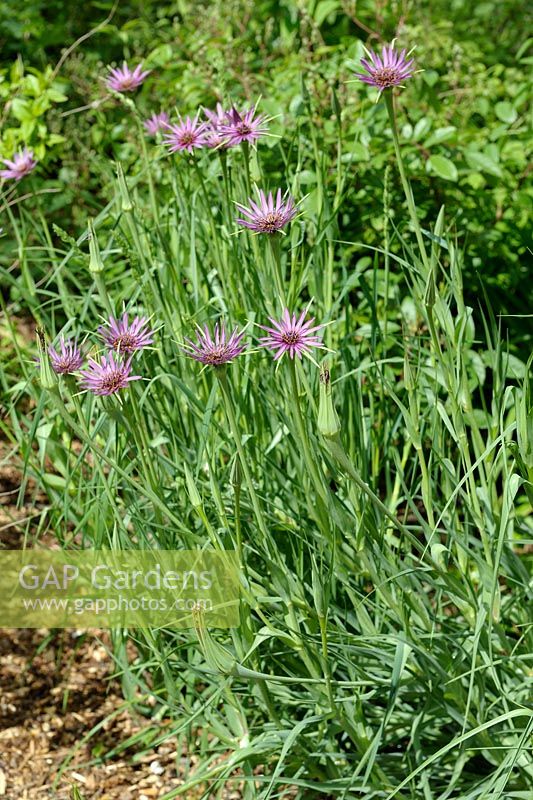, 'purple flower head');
204,103,228,128
236,189,297,234
106,62,151,93
0,148,37,181
259,309,325,361
219,104,269,147
183,322,246,367
143,111,170,136
80,352,142,396
162,114,209,154
48,337,84,375
203,103,232,149
357,43,415,92
98,313,155,354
